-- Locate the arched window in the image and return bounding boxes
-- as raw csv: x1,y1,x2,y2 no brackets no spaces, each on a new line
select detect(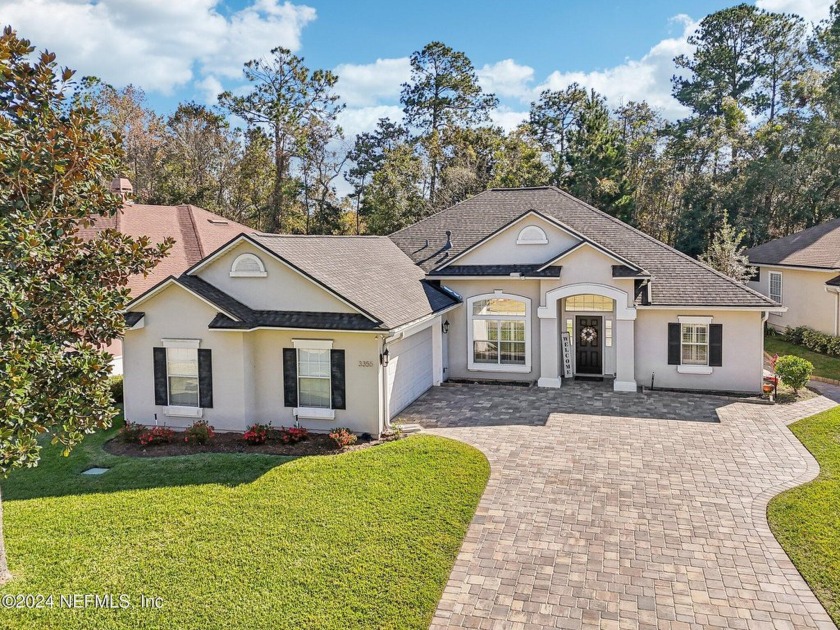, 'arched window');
564,294,614,312
230,253,267,277
516,225,548,245
467,293,531,372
